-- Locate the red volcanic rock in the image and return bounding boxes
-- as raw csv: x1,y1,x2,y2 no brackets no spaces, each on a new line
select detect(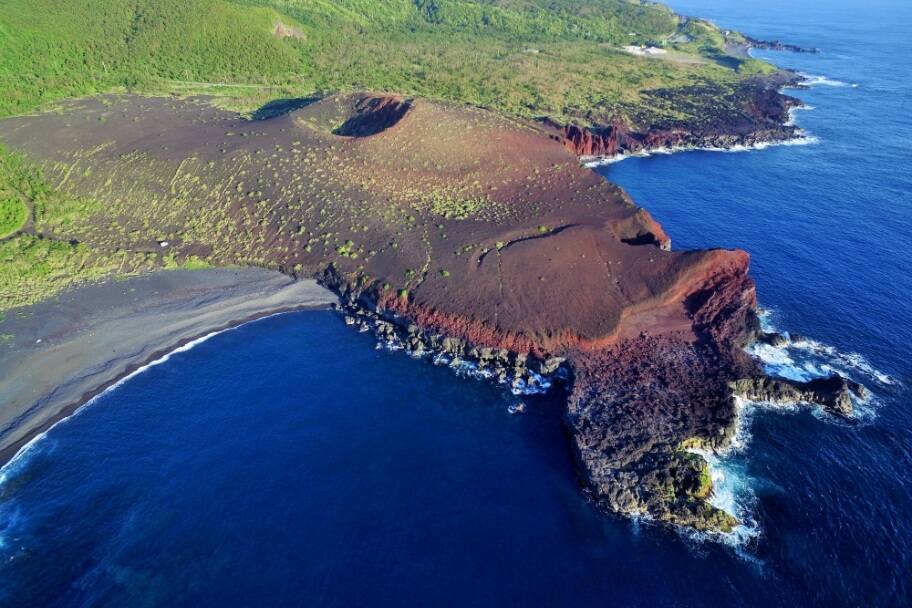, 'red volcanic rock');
0,92,781,533
333,96,411,137
561,75,804,158
563,124,621,157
